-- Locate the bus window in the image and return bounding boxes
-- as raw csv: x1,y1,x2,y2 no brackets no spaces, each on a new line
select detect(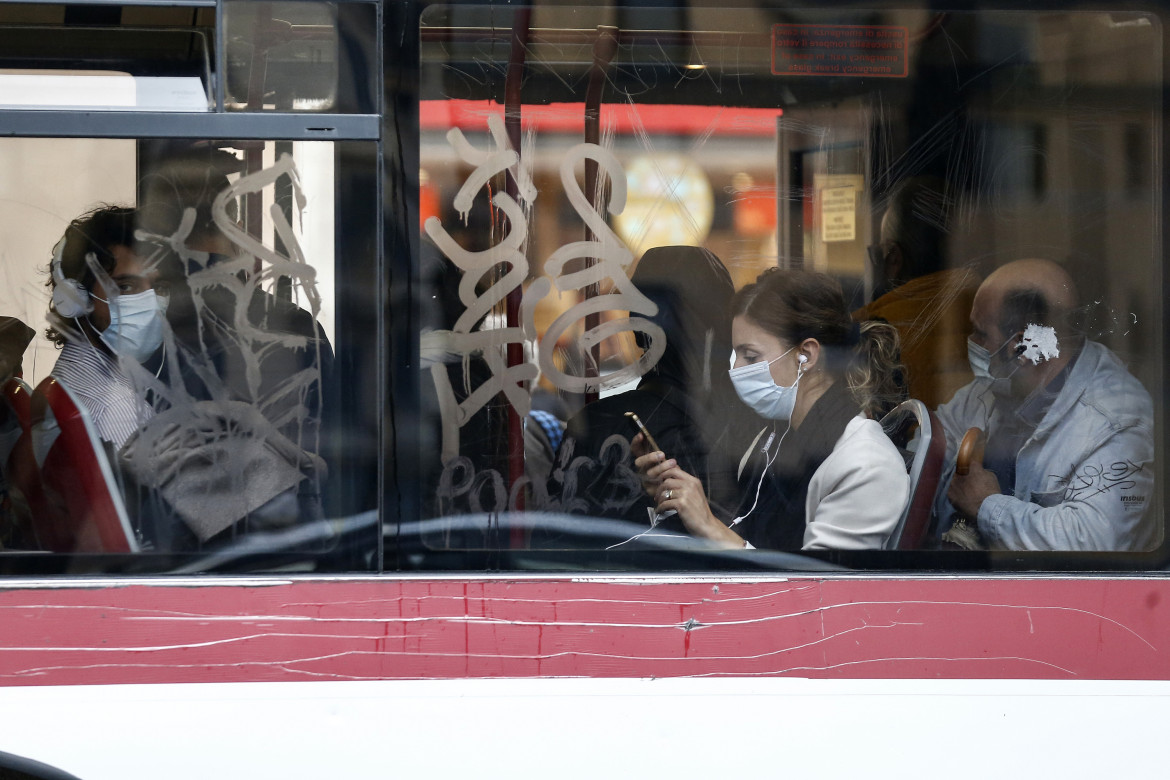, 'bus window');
0,1,382,574
0,1,1163,576
222,1,377,114
0,7,212,112
403,6,1164,572
0,136,379,573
